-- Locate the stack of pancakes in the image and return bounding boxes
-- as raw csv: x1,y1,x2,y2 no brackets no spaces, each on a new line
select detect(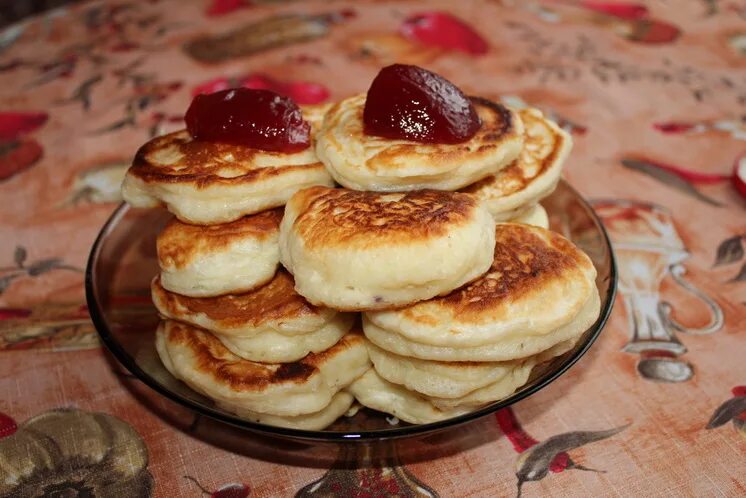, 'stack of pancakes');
122,93,598,429
124,105,371,430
